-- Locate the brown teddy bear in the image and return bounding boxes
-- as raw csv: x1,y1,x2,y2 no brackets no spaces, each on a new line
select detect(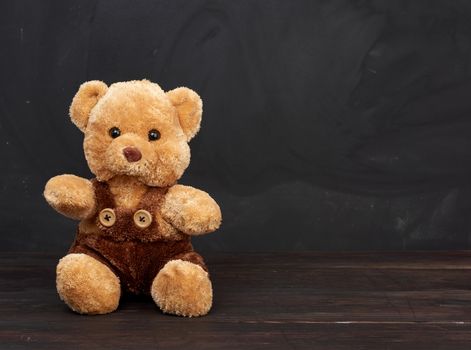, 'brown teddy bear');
44,80,222,317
